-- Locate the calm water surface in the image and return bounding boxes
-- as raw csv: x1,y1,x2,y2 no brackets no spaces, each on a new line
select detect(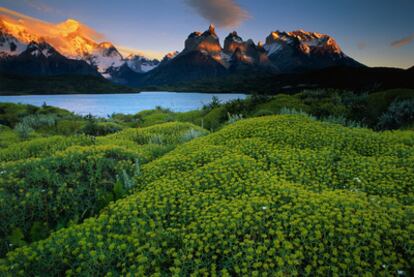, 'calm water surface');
0,92,247,117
